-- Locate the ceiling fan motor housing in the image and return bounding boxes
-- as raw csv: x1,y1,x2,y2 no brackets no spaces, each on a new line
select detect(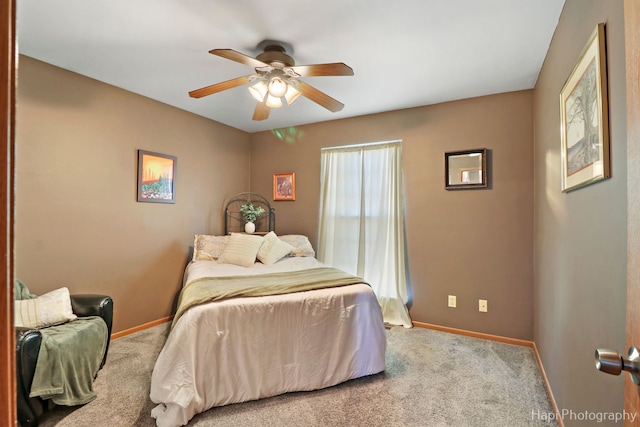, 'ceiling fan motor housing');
256,44,295,68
